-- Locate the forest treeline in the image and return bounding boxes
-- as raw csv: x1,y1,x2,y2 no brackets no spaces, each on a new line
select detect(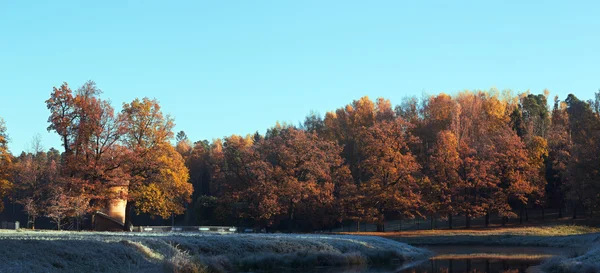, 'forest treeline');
1,82,600,231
